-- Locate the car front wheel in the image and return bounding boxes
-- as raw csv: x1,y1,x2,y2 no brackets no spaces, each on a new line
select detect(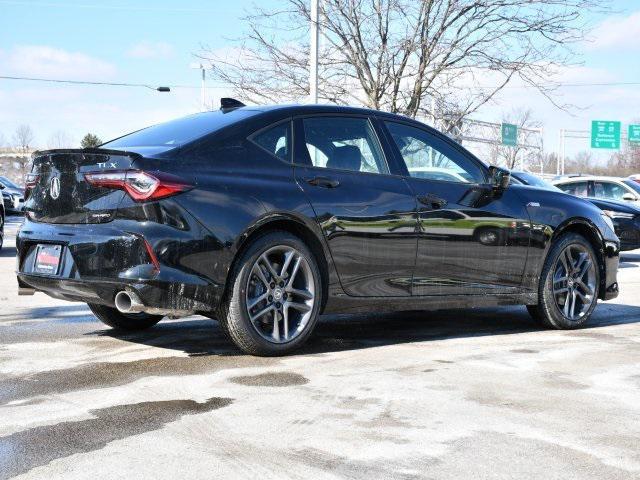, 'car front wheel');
218,231,322,356
527,233,600,329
